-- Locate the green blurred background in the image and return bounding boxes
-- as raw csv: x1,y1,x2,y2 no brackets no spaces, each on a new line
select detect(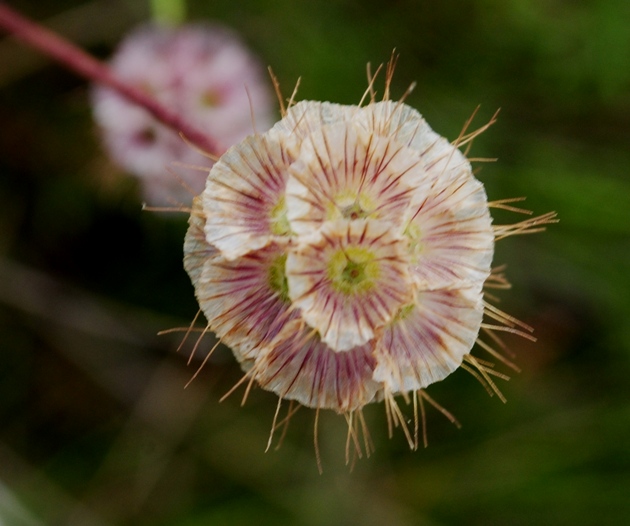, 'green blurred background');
1,0,629,524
